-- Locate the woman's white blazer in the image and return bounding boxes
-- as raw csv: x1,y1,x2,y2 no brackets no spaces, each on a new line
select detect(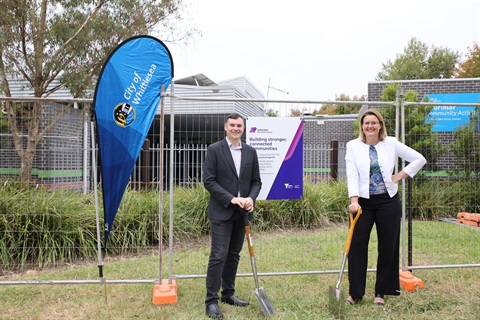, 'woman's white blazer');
345,136,427,199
